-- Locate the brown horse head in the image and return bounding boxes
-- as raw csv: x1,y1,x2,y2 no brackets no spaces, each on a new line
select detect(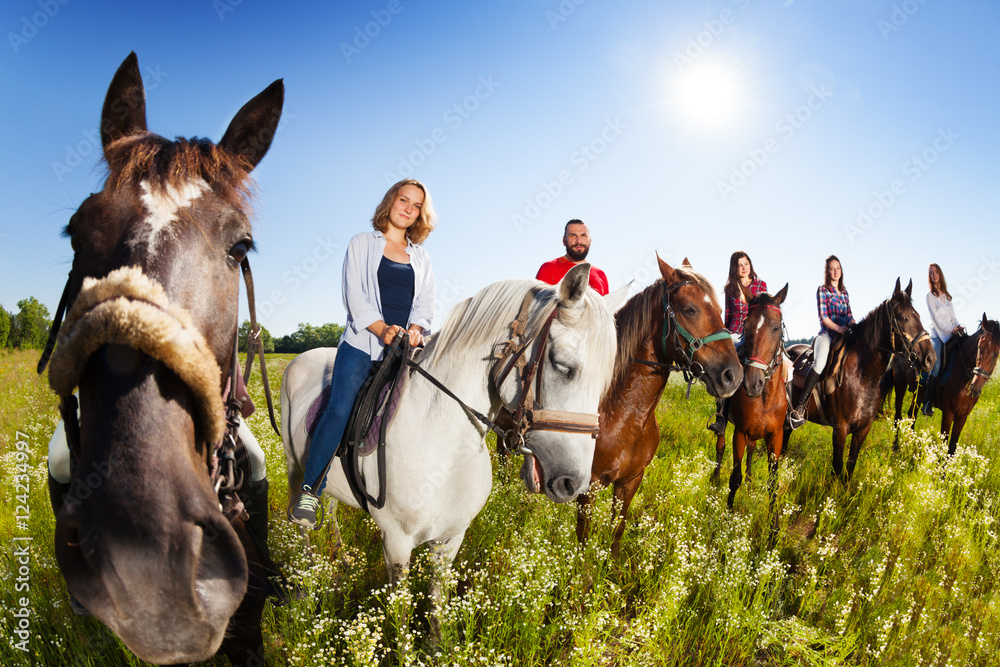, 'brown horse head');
970,314,1000,398
656,255,742,397
46,53,282,664
741,283,788,398
886,278,936,373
